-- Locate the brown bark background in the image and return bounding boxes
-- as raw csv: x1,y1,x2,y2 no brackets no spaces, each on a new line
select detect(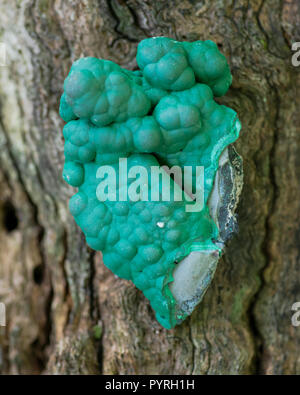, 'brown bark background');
0,0,299,375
